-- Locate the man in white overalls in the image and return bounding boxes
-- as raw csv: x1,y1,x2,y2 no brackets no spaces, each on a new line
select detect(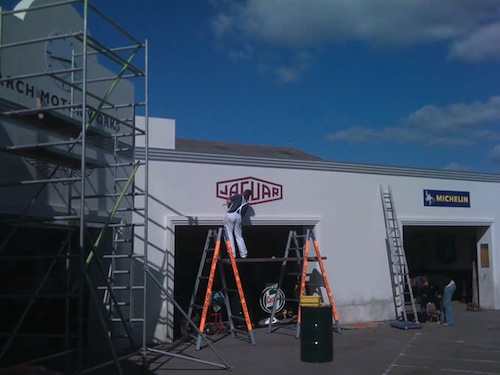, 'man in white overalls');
224,189,252,258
